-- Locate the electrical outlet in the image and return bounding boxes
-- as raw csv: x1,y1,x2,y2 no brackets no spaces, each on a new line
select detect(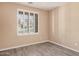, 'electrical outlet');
74,43,78,46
